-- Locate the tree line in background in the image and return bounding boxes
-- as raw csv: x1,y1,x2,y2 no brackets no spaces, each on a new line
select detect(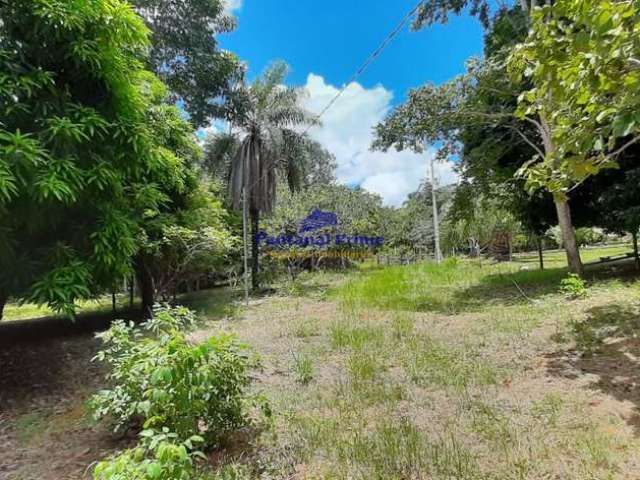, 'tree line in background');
2,0,640,320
